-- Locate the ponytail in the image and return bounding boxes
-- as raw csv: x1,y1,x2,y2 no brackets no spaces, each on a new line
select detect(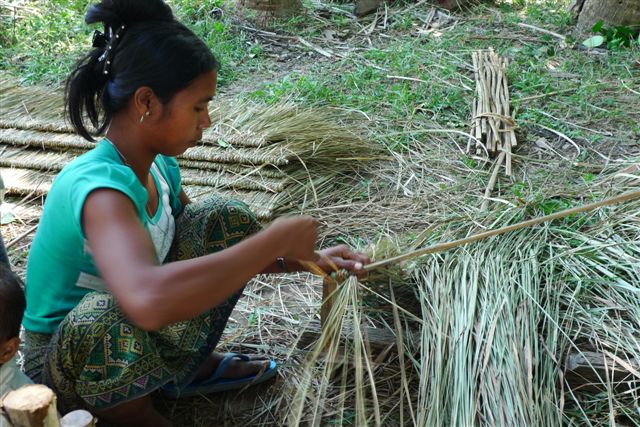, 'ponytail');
65,0,219,141
65,49,110,141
